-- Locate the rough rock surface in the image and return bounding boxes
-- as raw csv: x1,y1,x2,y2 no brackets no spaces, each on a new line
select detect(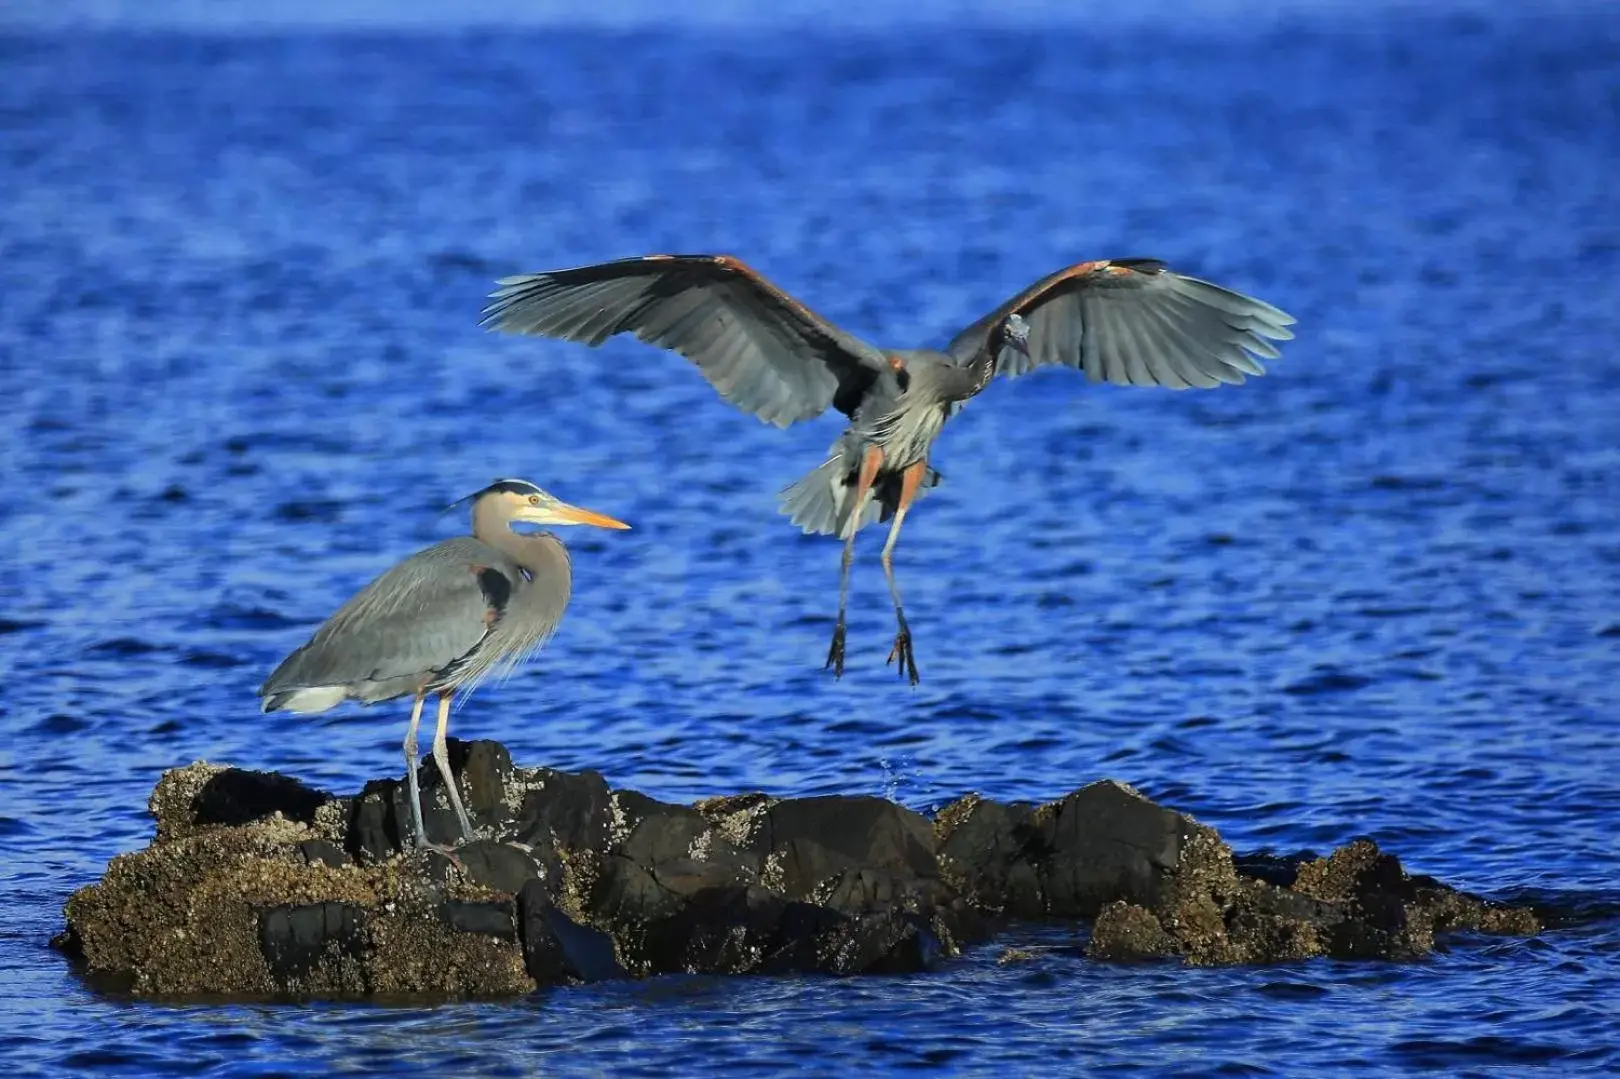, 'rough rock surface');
54,740,1541,998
